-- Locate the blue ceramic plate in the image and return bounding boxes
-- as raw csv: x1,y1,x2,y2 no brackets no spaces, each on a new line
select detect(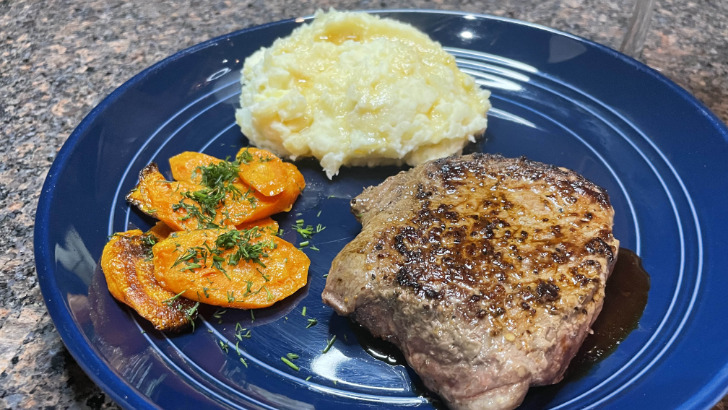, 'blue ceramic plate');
35,10,728,409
